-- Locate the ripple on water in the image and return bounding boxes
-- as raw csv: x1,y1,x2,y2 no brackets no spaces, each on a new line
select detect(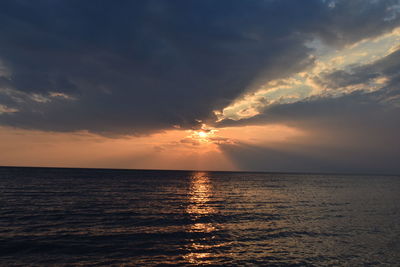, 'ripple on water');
0,167,399,266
